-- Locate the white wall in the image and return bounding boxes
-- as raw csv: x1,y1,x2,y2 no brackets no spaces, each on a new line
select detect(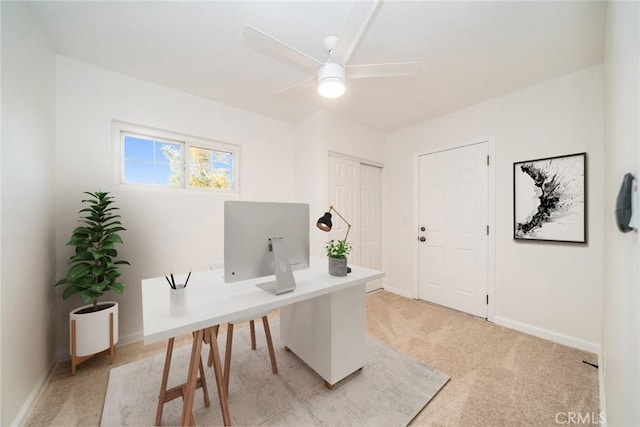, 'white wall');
602,1,639,425
294,111,385,257
54,57,297,358
384,65,604,352
1,2,57,425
